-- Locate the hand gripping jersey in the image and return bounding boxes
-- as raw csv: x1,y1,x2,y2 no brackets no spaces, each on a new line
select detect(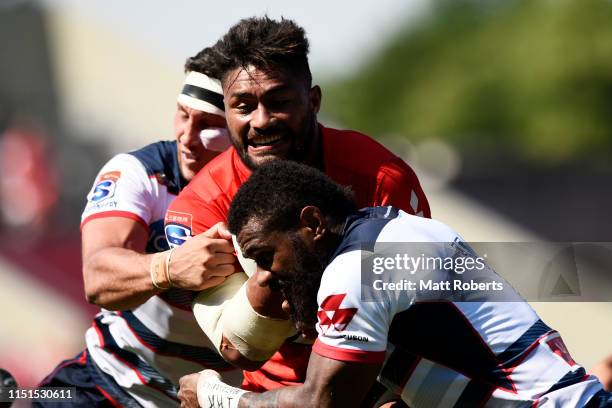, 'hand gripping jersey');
81,141,235,407
166,125,431,391
313,207,610,407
